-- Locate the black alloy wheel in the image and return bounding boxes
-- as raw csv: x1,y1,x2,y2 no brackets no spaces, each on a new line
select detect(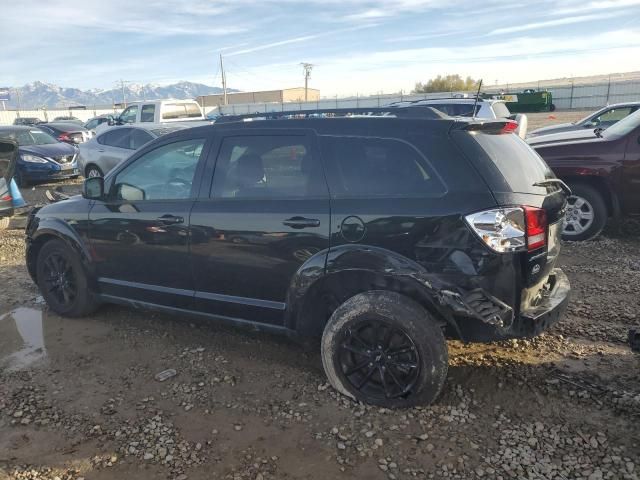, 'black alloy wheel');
36,239,100,317
338,320,420,400
42,251,78,308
